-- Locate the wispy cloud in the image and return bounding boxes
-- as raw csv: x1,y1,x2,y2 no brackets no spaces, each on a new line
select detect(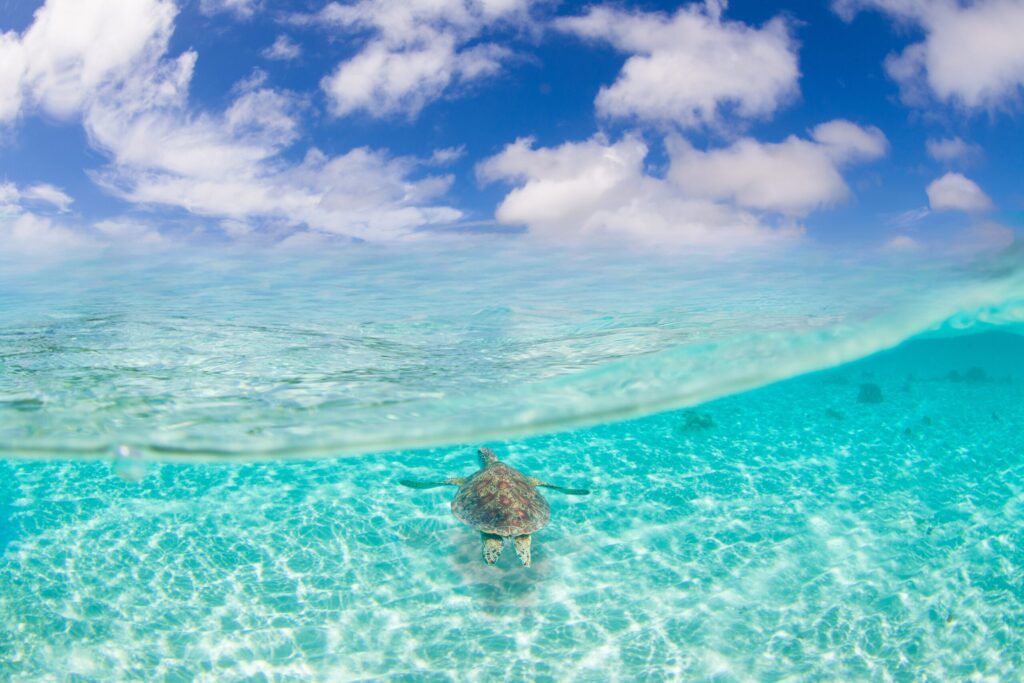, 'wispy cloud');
926,137,983,165
263,35,301,61
199,0,259,19
887,206,931,228
0,181,74,212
